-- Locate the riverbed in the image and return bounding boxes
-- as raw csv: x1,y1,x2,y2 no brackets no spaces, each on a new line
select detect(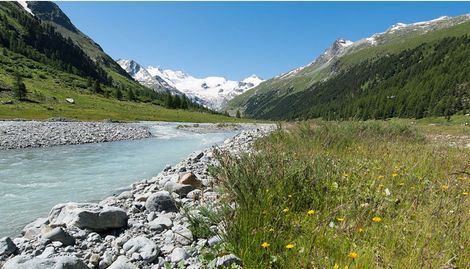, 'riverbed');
0,122,237,237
